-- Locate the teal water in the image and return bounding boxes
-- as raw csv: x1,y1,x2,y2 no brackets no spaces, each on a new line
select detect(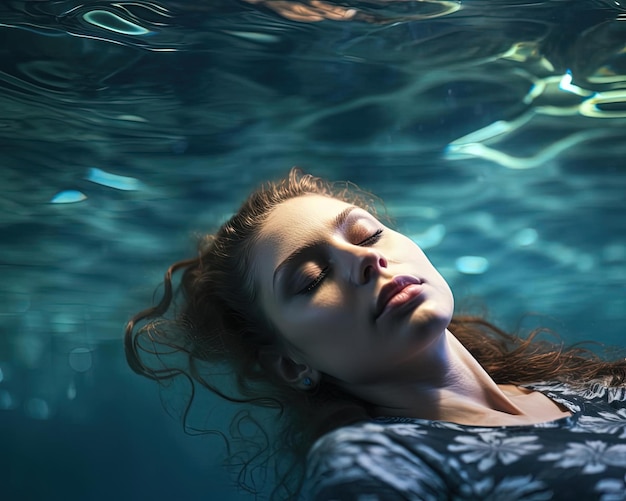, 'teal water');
1,1,625,499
